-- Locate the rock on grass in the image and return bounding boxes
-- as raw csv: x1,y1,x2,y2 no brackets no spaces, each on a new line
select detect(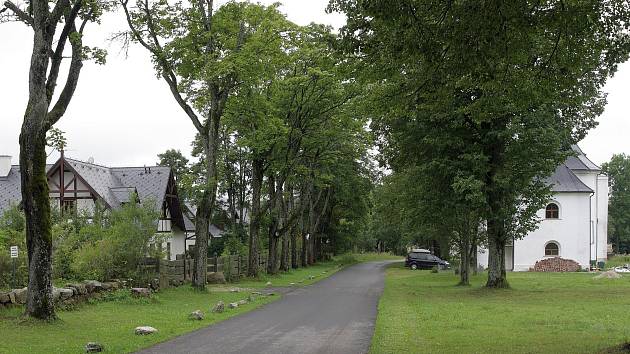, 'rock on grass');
135,326,158,335
189,310,204,320
212,301,225,313
85,342,103,352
